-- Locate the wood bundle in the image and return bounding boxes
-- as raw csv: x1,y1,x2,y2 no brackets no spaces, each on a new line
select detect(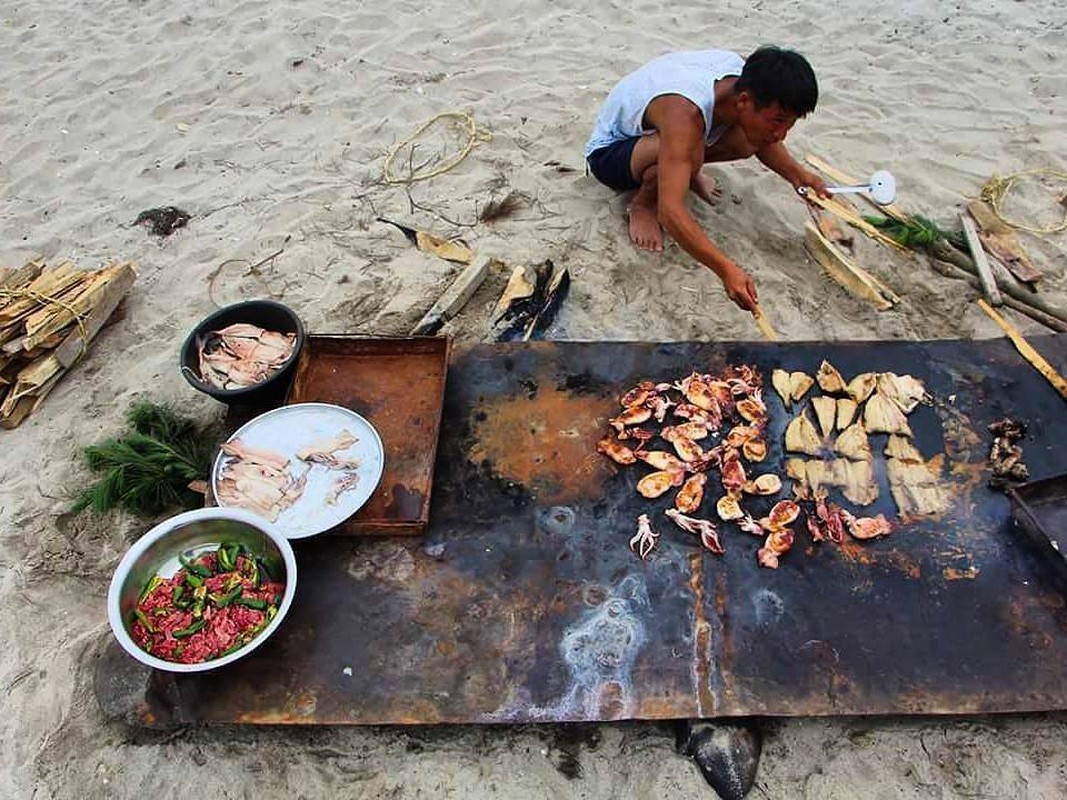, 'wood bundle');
0,259,136,429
